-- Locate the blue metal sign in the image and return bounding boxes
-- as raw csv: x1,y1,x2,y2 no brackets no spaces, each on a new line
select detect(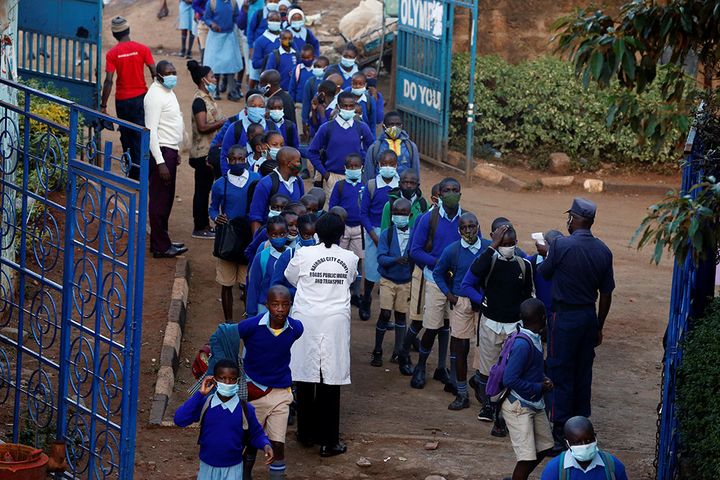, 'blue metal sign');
399,0,445,39
396,70,443,120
